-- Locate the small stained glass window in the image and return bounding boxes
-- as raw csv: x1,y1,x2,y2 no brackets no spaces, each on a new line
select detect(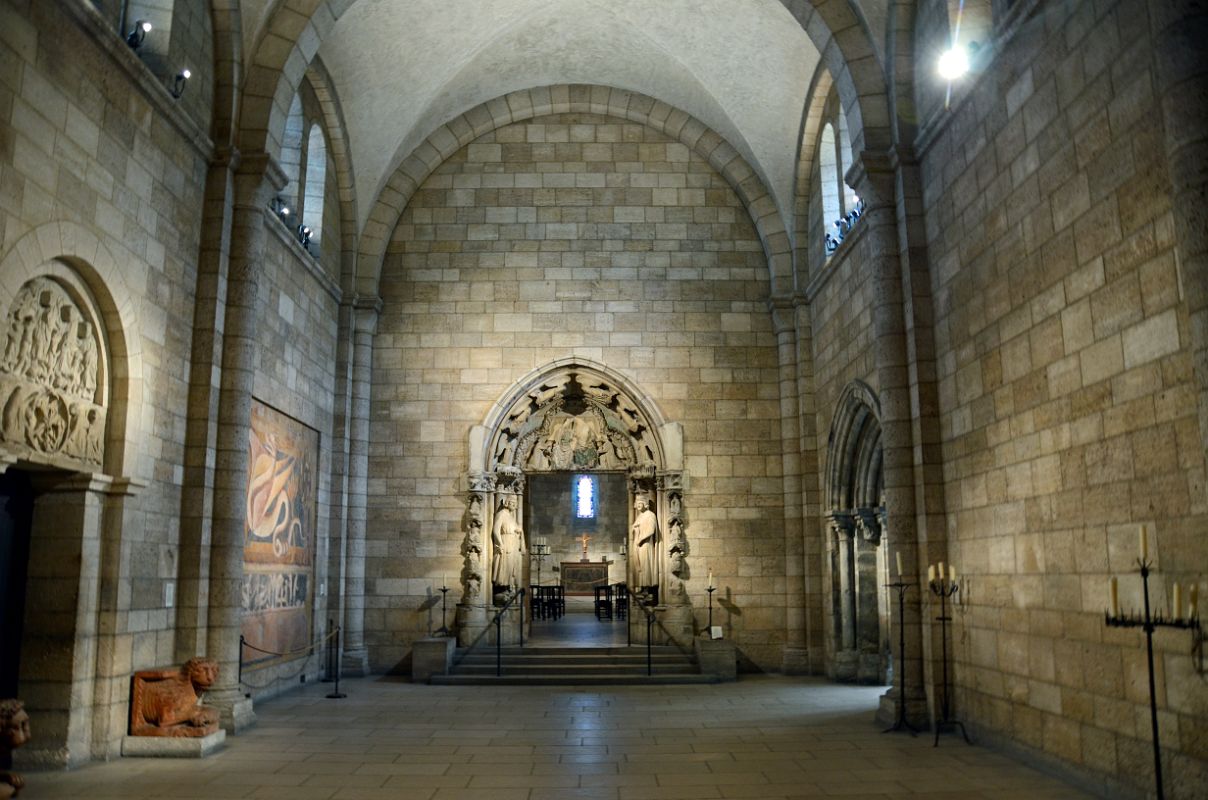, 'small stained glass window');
575,474,595,518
